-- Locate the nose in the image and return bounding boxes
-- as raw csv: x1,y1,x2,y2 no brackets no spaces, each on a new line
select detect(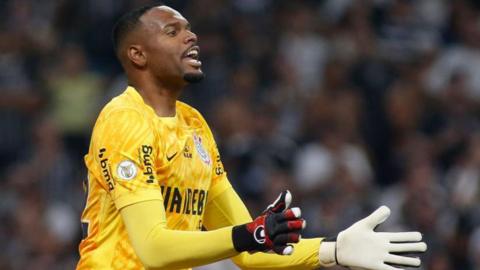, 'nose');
185,30,197,44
